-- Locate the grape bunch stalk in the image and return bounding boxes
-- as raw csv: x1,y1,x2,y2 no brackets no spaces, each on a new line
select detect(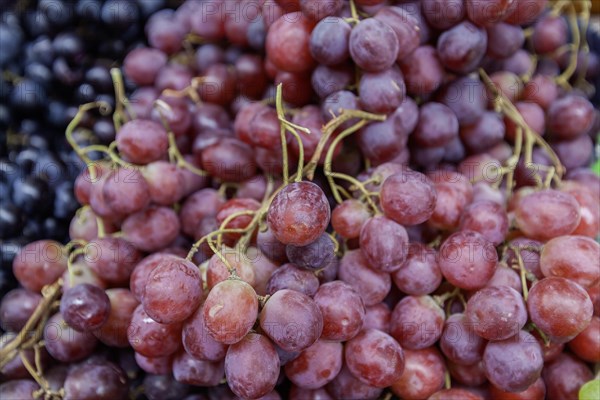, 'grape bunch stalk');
1,0,600,399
